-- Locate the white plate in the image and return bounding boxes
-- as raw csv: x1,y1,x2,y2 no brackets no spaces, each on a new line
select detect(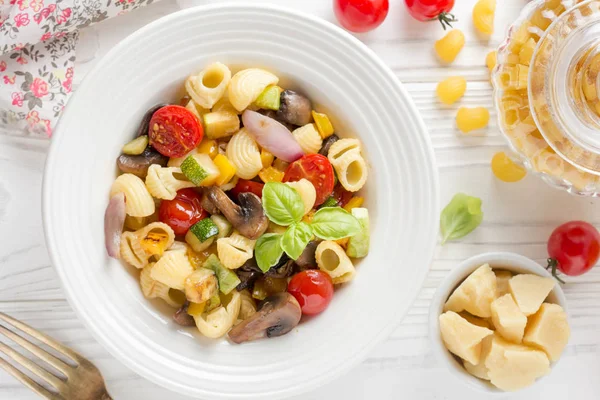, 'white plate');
43,4,439,399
